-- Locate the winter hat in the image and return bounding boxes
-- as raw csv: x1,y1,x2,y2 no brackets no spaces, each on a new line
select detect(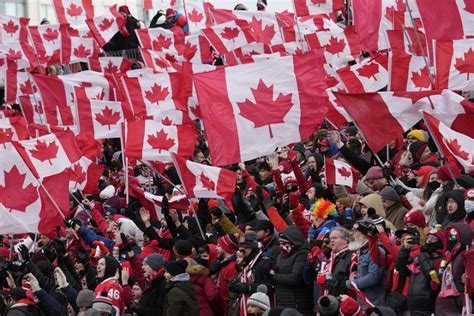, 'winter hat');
140,240,161,259
339,296,361,315
143,253,165,271
404,209,427,228
118,5,130,14
407,129,425,142
247,291,271,311
166,8,176,17
466,188,474,214
173,240,193,258
239,231,259,249
311,198,338,220
234,3,248,10
10,287,27,301
92,296,114,314
379,186,401,201
409,141,428,162
165,259,188,276
413,165,436,187
395,226,420,239
102,256,121,280
76,289,95,308
293,142,306,157
365,166,384,180
99,185,115,200
217,234,238,254
438,162,462,182
318,295,340,316
318,138,330,147
255,220,274,233
346,126,358,136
